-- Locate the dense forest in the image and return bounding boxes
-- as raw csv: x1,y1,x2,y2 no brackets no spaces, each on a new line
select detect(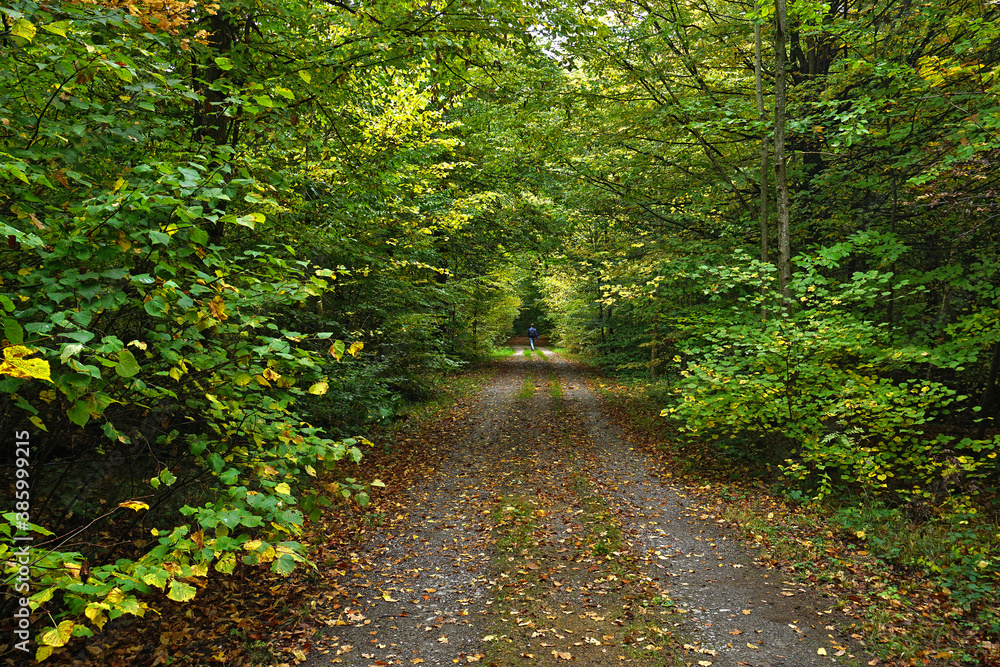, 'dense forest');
2,0,999,661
